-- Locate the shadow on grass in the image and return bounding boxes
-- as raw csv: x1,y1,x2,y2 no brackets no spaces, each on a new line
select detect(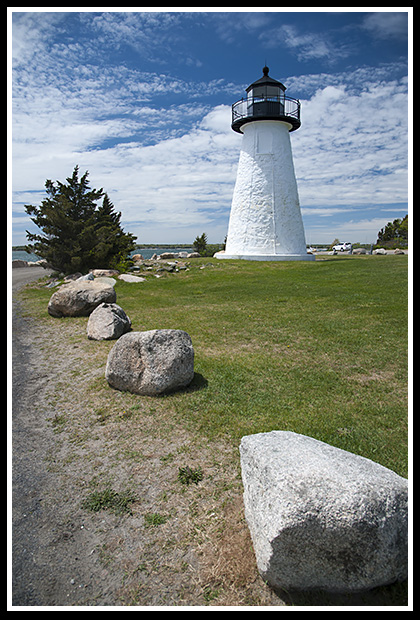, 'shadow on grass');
154,372,209,398
182,372,208,393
